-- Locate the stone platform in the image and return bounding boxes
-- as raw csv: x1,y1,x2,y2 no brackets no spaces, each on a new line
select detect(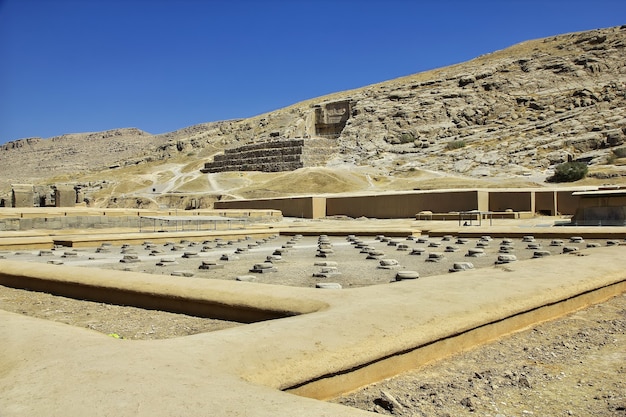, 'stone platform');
1,219,625,416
